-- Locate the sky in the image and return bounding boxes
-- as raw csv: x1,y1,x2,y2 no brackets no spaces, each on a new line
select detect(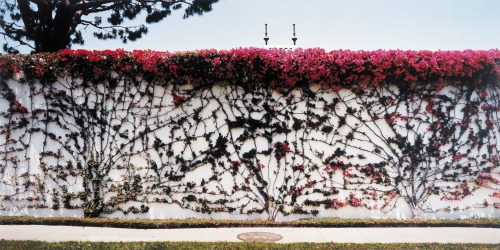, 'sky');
74,0,500,52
